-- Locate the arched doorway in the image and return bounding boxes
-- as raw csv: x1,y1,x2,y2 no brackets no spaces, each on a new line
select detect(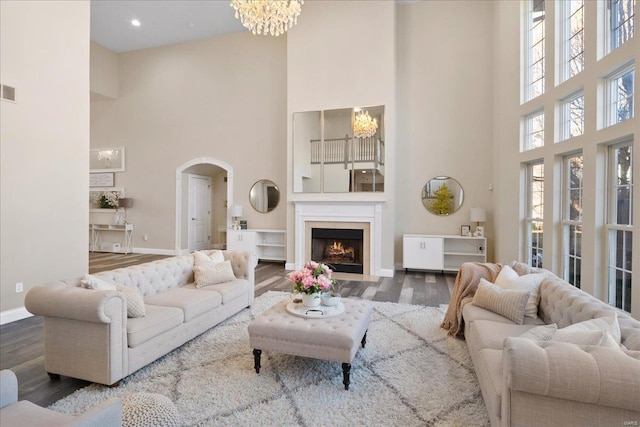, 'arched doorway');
175,158,233,254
